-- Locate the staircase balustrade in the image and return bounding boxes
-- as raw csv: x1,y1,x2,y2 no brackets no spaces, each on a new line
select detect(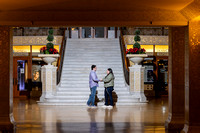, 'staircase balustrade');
57,30,67,85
